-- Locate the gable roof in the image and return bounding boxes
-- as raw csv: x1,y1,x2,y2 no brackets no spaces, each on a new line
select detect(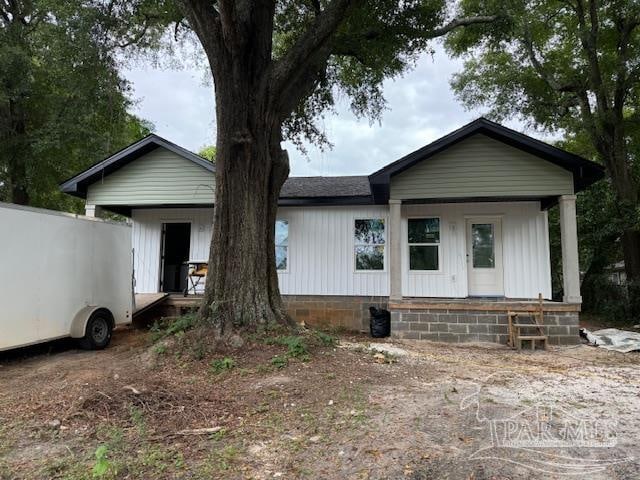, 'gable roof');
60,134,214,198
60,118,605,208
368,117,605,203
